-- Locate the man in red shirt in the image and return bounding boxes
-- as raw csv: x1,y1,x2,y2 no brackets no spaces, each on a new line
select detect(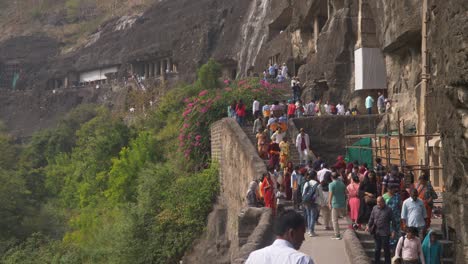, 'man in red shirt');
287,100,296,119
